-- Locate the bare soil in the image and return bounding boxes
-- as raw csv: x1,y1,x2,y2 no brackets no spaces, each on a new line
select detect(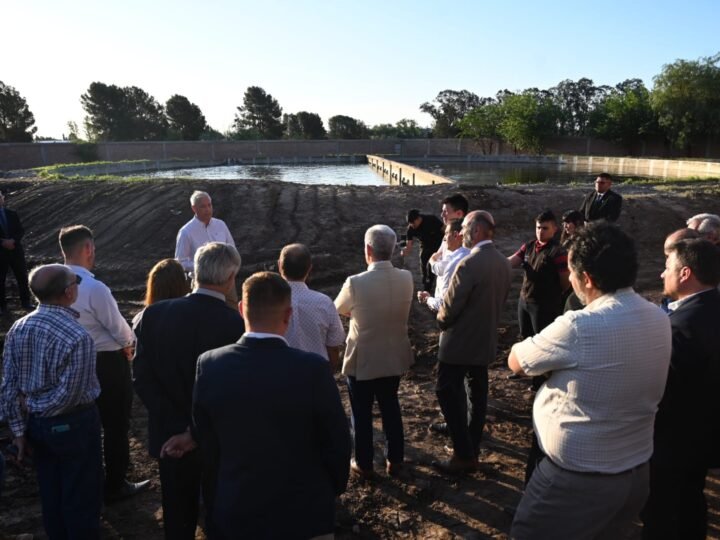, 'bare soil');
1,177,719,539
